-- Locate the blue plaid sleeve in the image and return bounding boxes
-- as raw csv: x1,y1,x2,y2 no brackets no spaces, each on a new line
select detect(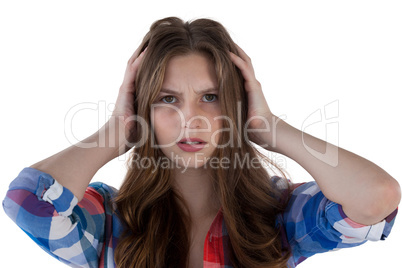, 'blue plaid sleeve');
280,181,398,266
2,167,115,268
